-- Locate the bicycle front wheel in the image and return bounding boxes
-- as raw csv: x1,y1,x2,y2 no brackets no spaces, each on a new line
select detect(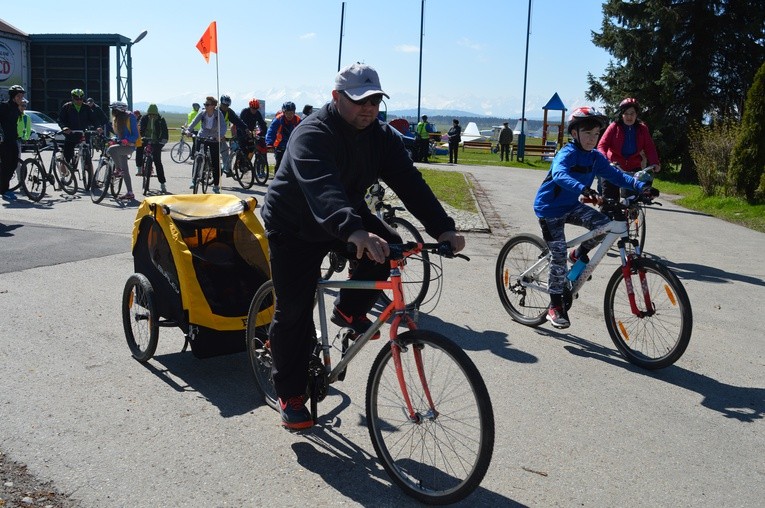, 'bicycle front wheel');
142,156,152,195
378,217,431,310
236,154,255,189
246,280,279,410
55,158,78,195
122,273,159,362
201,163,211,194
604,257,692,369
170,141,191,163
89,160,111,203
366,330,494,505
495,233,550,326
254,153,269,185
21,159,47,202
191,155,203,194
